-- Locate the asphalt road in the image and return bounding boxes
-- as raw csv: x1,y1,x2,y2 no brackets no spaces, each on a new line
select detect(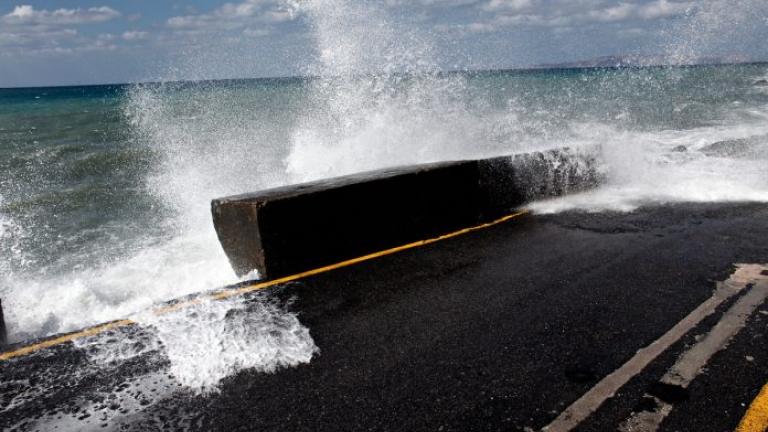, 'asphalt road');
2,202,768,431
